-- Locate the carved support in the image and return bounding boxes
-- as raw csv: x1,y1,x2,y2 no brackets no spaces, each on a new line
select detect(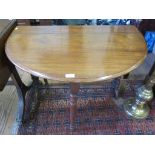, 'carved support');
9,65,30,124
